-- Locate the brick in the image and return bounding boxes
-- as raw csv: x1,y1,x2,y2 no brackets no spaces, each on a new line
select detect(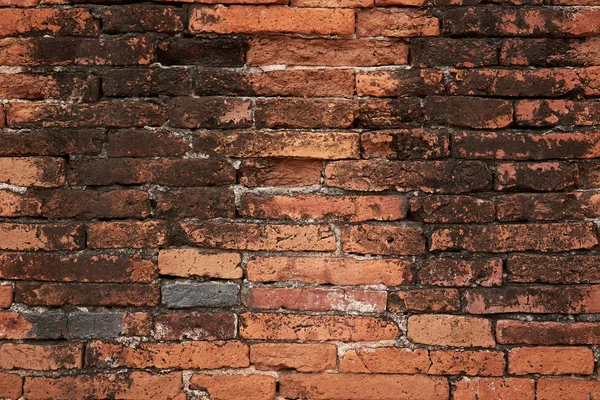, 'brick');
24,372,184,400
67,312,123,339
0,73,99,101
357,69,444,97
508,254,600,283
247,37,408,66
0,372,21,400
279,373,449,399
88,221,168,249
245,287,387,312
0,157,64,187
122,313,153,336
453,130,600,160
190,5,354,35
154,313,236,341
356,98,422,129
0,223,84,251
0,252,156,283
0,343,82,370
453,378,535,400
179,221,336,252
158,249,242,279
423,96,514,129
190,374,276,400
497,320,600,345
538,379,600,400
361,129,450,160
495,162,579,191
339,347,430,373
0,8,98,36
0,286,12,309
255,98,356,129
419,258,503,287
496,192,600,221
239,159,323,187
429,350,505,376
168,97,251,129
156,188,234,219
430,222,598,253
508,347,594,375
409,195,495,223
444,6,600,37
408,315,495,347
292,0,373,5
356,9,439,37
239,194,406,222
68,158,235,186
195,68,355,97
158,38,244,66
240,313,399,341
0,37,156,66
86,341,248,369
341,224,425,256
103,5,185,33
106,129,189,157
579,161,600,188
325,160,492,193
103,68,189,97
162,282,239,308
515,99,600,127
388,289,461,312
0,129,104,156
7,101,166,128
251,343,336,372
500,38,600,67
412,38,498,67
0,190,41,217
247,256,414,286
